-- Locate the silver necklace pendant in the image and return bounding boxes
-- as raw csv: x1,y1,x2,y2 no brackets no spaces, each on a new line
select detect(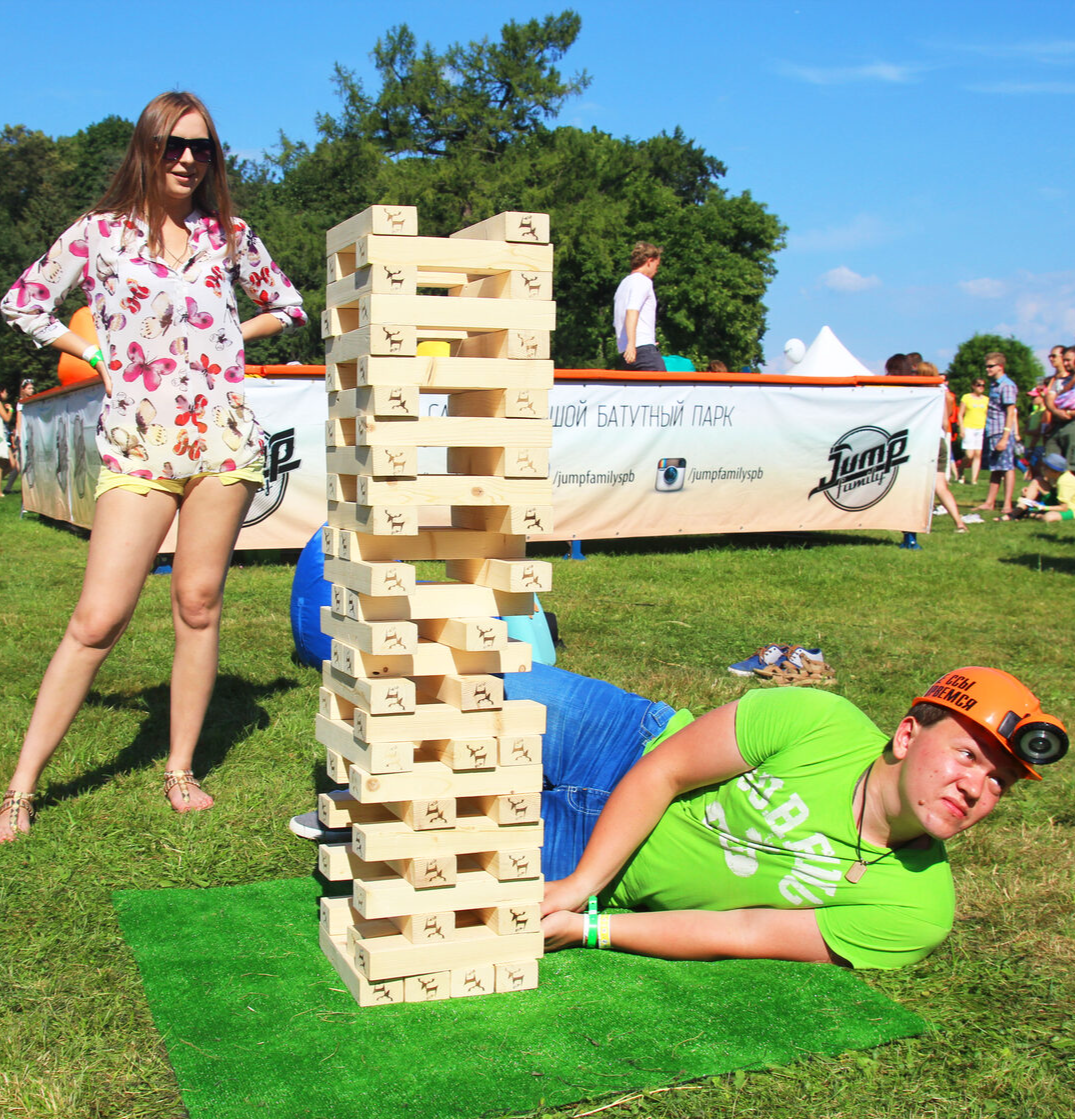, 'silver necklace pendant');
844,860,868,884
